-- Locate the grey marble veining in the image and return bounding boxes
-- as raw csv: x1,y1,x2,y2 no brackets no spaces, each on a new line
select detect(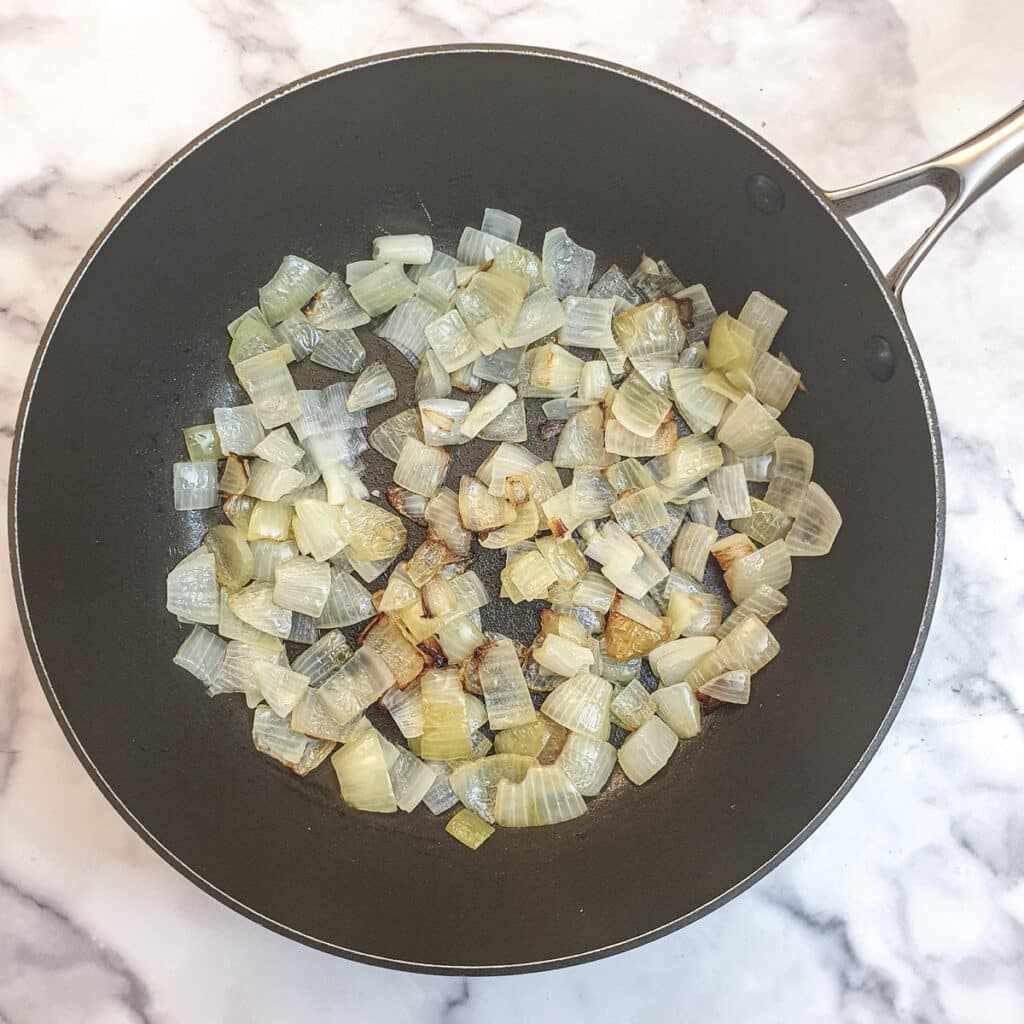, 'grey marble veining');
1,1,1023,1020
